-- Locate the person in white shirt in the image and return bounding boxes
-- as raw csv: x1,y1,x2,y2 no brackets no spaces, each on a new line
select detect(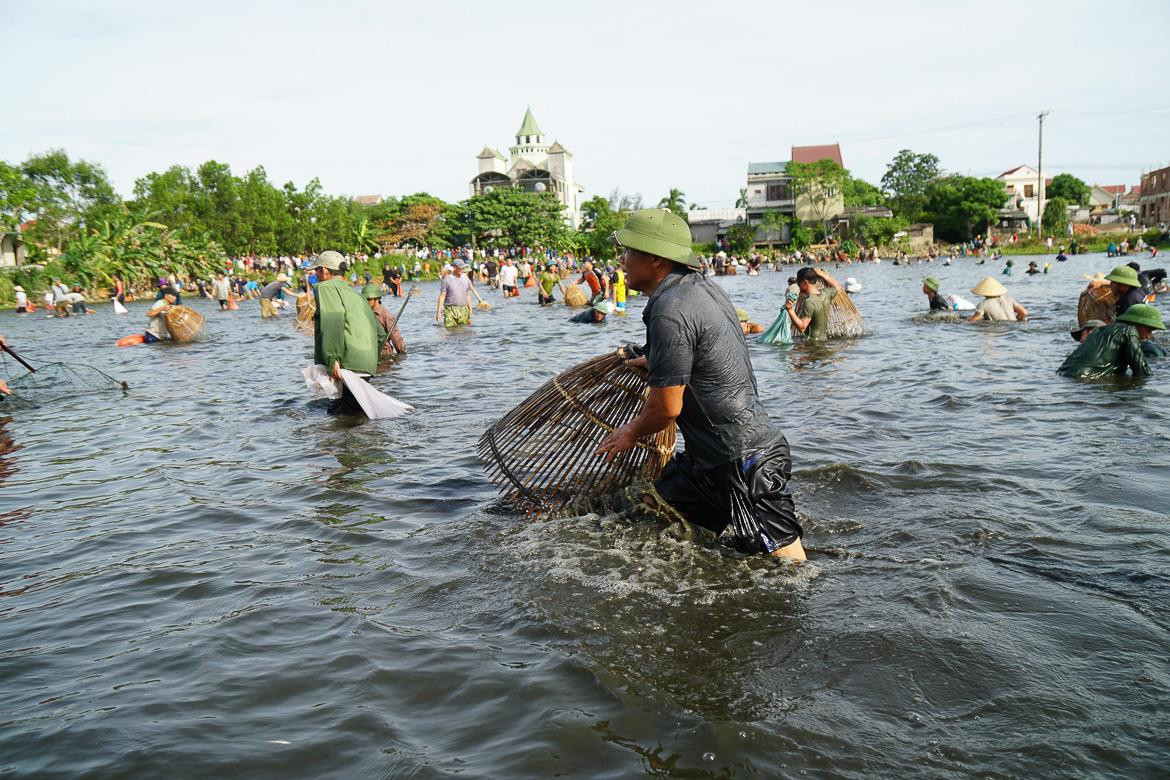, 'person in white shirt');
498,259,519,297
13,285,28,313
